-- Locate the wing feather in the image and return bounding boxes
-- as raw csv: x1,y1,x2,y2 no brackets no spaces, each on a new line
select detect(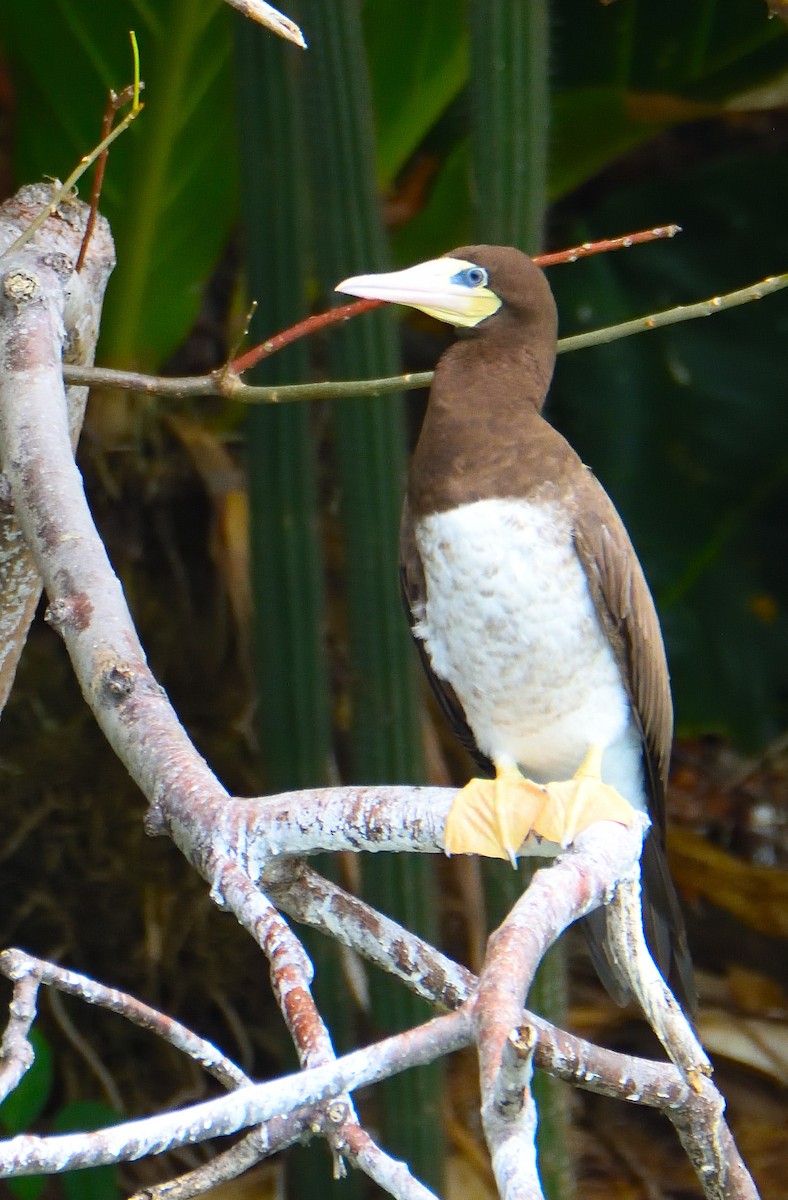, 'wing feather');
573,472,694,1008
